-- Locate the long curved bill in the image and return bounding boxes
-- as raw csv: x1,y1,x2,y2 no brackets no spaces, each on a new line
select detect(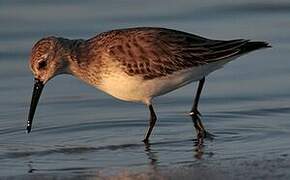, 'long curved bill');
27,78,44,133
